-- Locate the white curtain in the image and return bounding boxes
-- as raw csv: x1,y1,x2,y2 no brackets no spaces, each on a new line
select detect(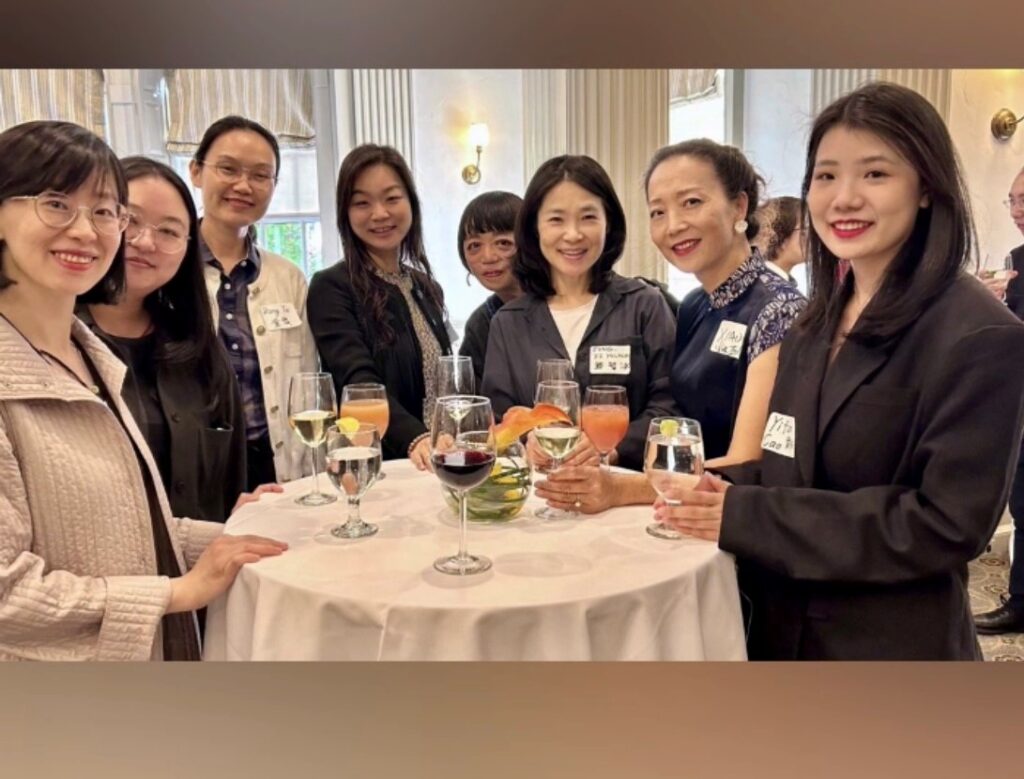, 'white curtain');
0,69,106,136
